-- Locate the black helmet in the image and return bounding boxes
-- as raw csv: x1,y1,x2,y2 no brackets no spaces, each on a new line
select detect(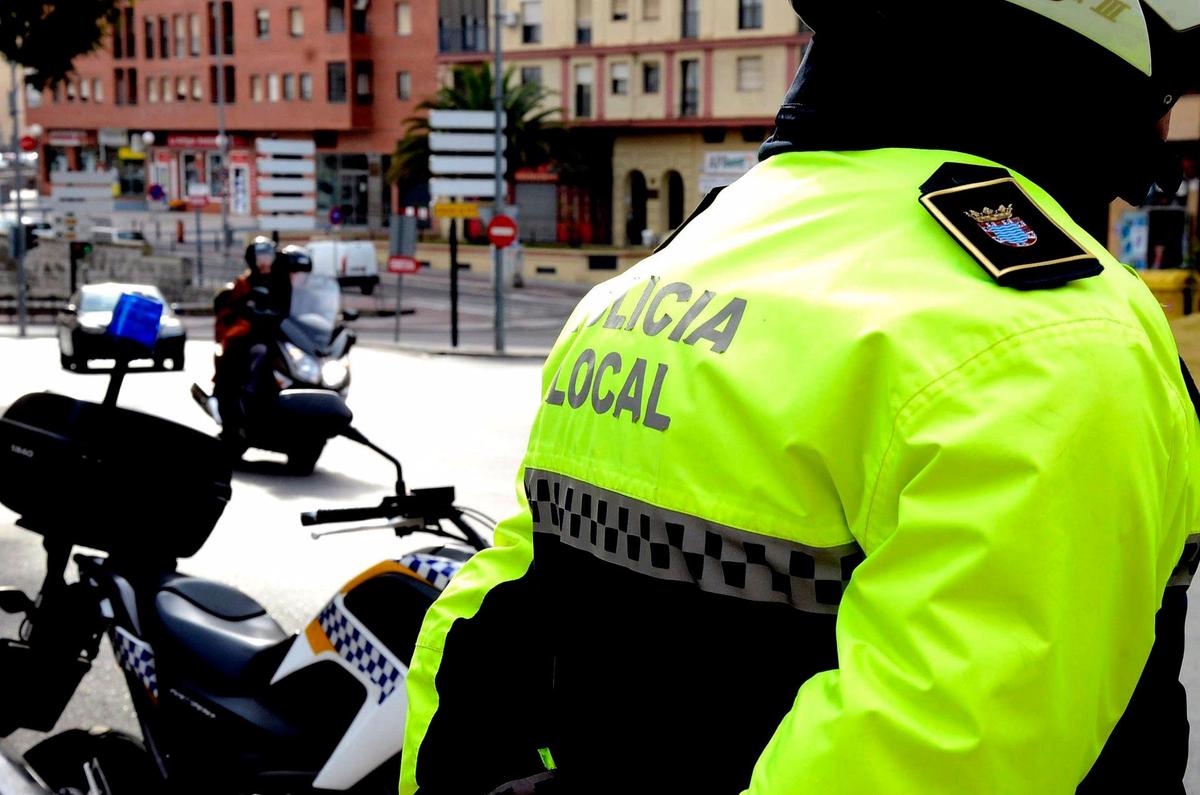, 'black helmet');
244,235,276,271
789,1,1199,118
